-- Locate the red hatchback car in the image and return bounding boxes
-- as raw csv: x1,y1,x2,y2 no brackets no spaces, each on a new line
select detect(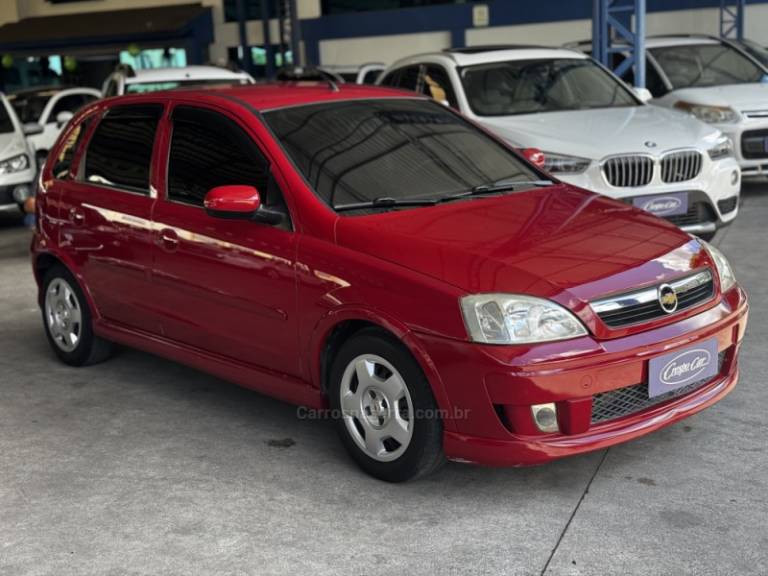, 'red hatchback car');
32,84,748,482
